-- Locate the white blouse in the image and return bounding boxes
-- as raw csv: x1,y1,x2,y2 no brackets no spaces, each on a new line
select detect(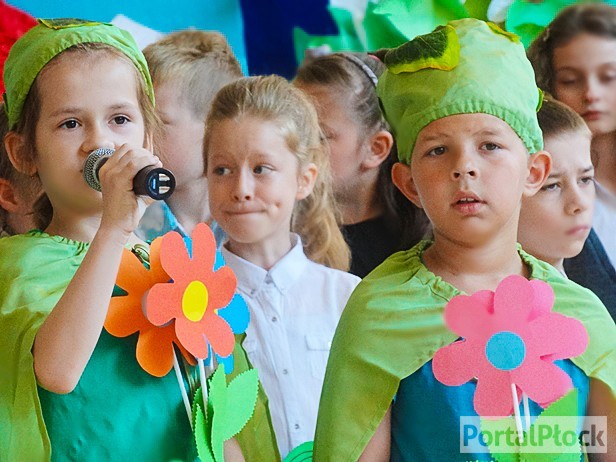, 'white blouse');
221,234,360,457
